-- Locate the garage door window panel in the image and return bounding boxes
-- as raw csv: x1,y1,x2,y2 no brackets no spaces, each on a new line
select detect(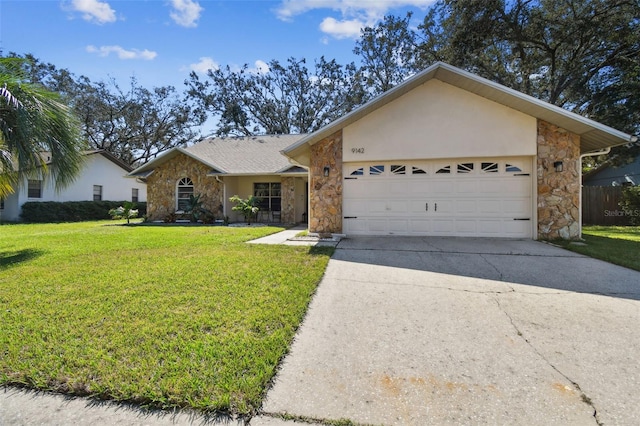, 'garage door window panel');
349,167,364,176
457,163,474,173
391,165,406,175
369,165,385,175
482,162,499,173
